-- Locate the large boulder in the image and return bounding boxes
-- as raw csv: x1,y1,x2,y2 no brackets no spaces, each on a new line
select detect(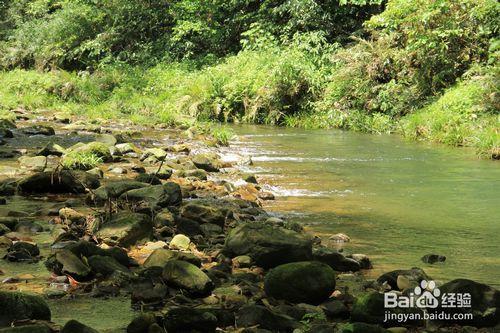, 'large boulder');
377,268,430,291
435,279,500,327
180,202,226,226
119,182,182,208
89,181,149,205
0,291,51,327
95,212,152,247
264,261,336,304
224,222,312,268
17,171,100,194
312,247,361,272
162,260,214,296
